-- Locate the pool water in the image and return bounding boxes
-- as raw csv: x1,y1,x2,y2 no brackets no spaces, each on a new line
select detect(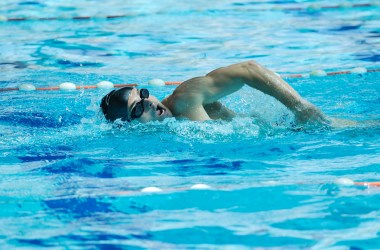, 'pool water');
1,0,380,249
